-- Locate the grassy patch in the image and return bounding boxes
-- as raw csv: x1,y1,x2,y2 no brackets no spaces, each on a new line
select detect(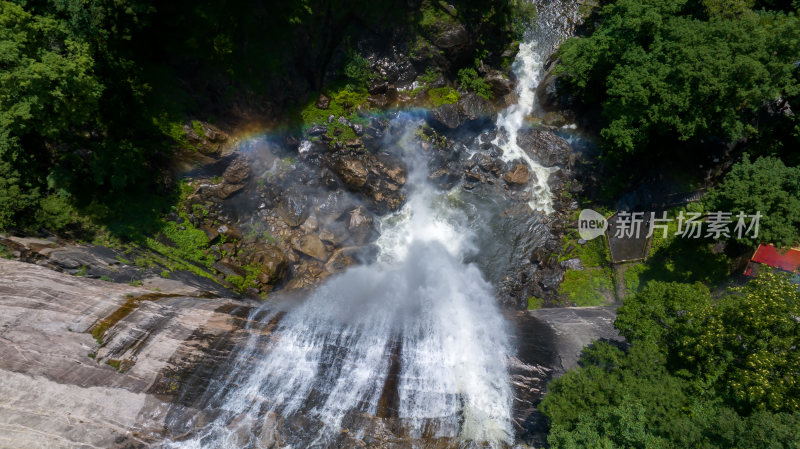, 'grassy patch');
558,221,614,306
560,236,609,267
559,266,614,306
636,204,734,287
419,0,458,32
225,263,263,293
622,262,647,295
